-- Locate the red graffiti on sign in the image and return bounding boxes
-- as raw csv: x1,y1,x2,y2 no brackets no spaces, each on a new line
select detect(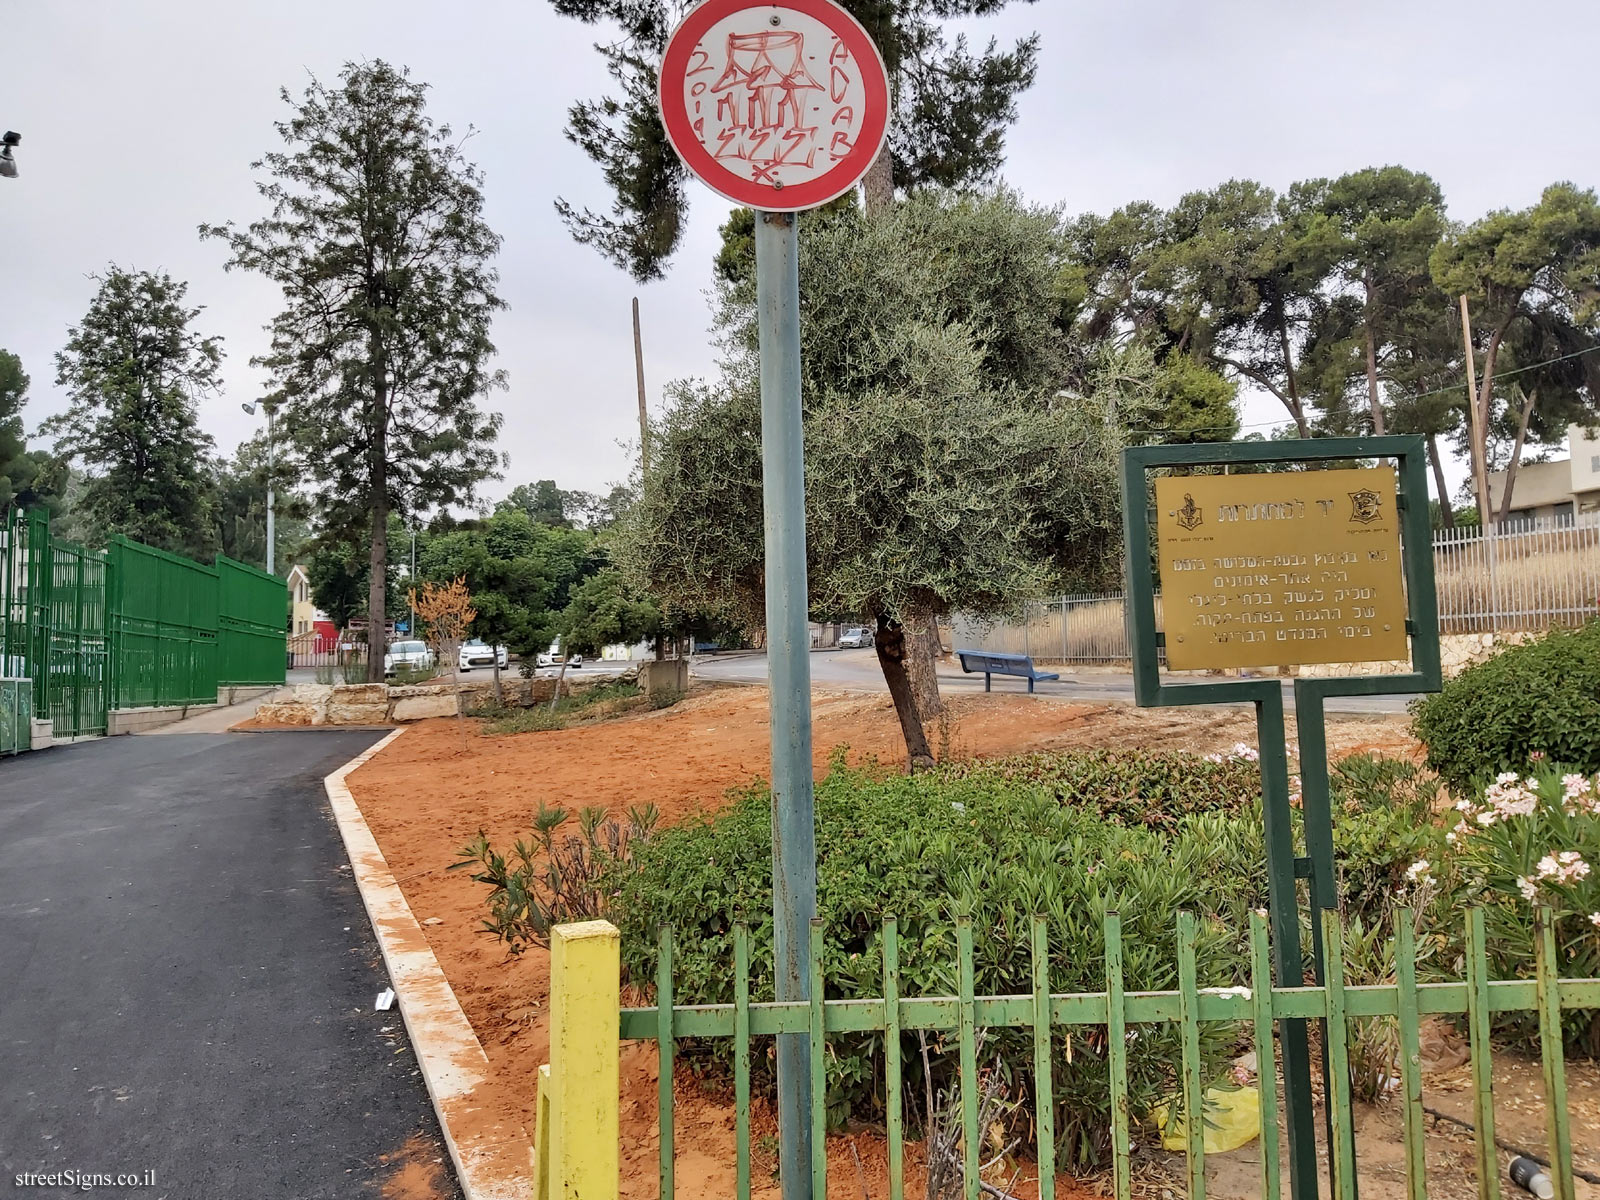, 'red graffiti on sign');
661,0,889,210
